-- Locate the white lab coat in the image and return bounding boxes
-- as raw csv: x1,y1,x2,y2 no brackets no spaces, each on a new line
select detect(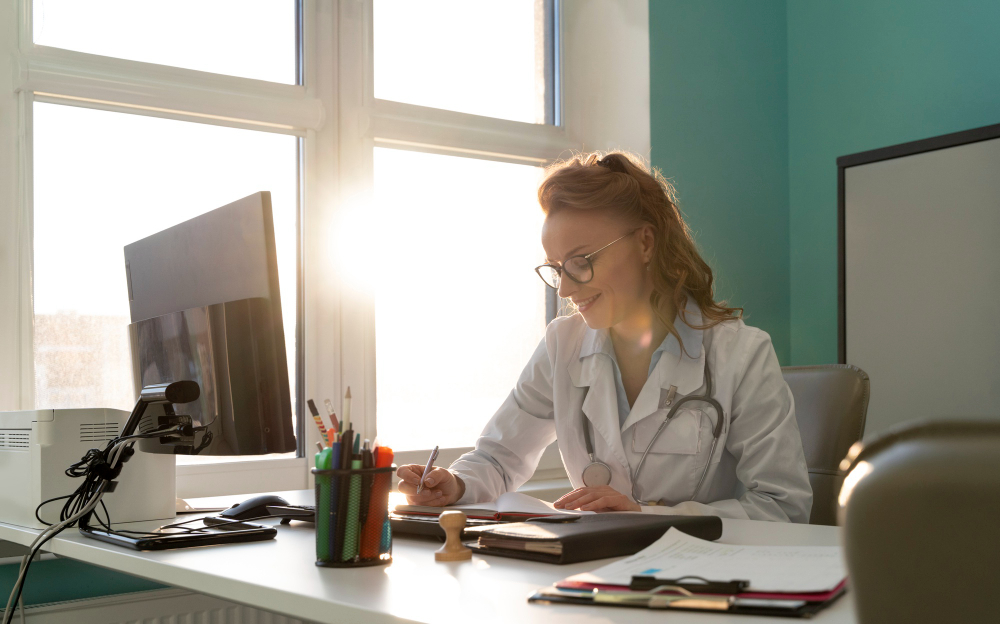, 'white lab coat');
450,298,813,523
